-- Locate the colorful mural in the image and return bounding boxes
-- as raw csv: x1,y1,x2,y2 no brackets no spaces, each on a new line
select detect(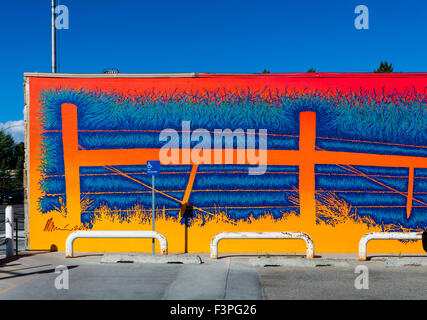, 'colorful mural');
25,73,427,254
